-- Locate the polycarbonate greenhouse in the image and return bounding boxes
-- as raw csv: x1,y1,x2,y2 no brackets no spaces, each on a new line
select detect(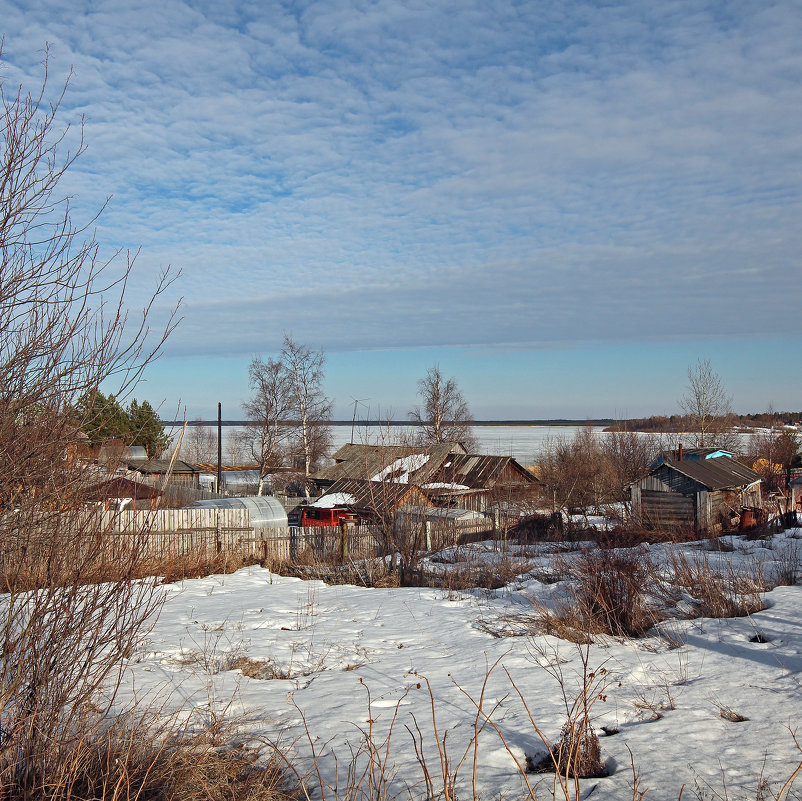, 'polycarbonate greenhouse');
193,495,288,529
